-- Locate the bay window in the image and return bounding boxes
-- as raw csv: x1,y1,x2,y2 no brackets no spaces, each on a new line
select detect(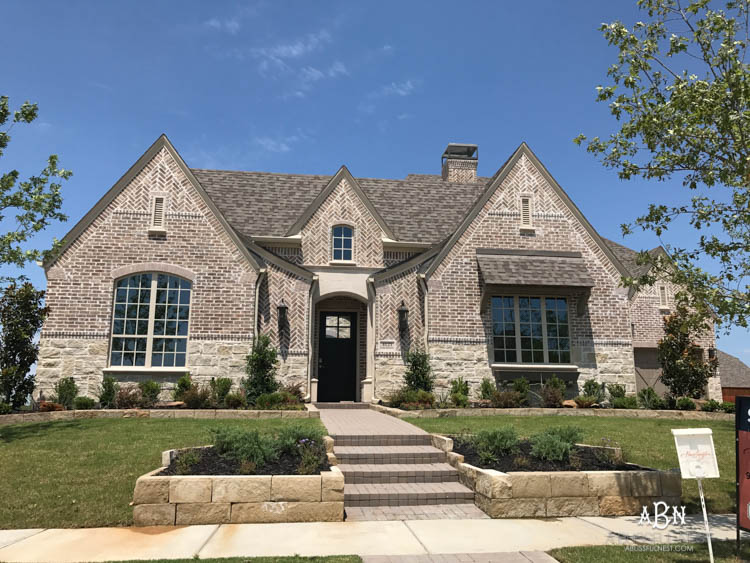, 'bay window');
491,296,570,364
